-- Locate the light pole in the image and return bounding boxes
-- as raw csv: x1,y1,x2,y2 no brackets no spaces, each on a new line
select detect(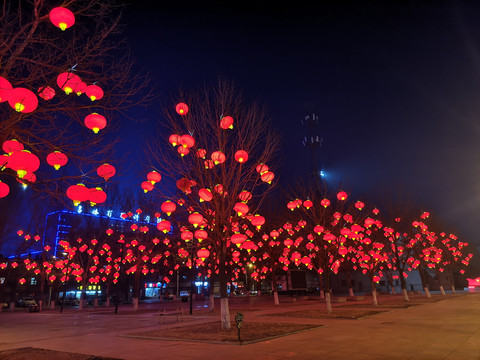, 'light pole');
301,113,323,184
